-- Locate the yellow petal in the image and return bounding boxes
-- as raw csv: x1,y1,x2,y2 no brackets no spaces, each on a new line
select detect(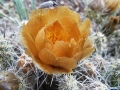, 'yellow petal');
55,57,77,69
21,24,38,57
33,57,72,74
52,67,72,74
22,15,47,40
83,38,94,49
57,6,81,24
52,41,71,57
79,19,91,38
35,27,45,51
72,38,85,56
38,48,76,71
42,39,54,51
30,8,57,25
33,57,53,74
73,51,82,62
59,16,80,42
69,38,77,57
38,48,57,65
33,52,72,75
81,47,95,59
